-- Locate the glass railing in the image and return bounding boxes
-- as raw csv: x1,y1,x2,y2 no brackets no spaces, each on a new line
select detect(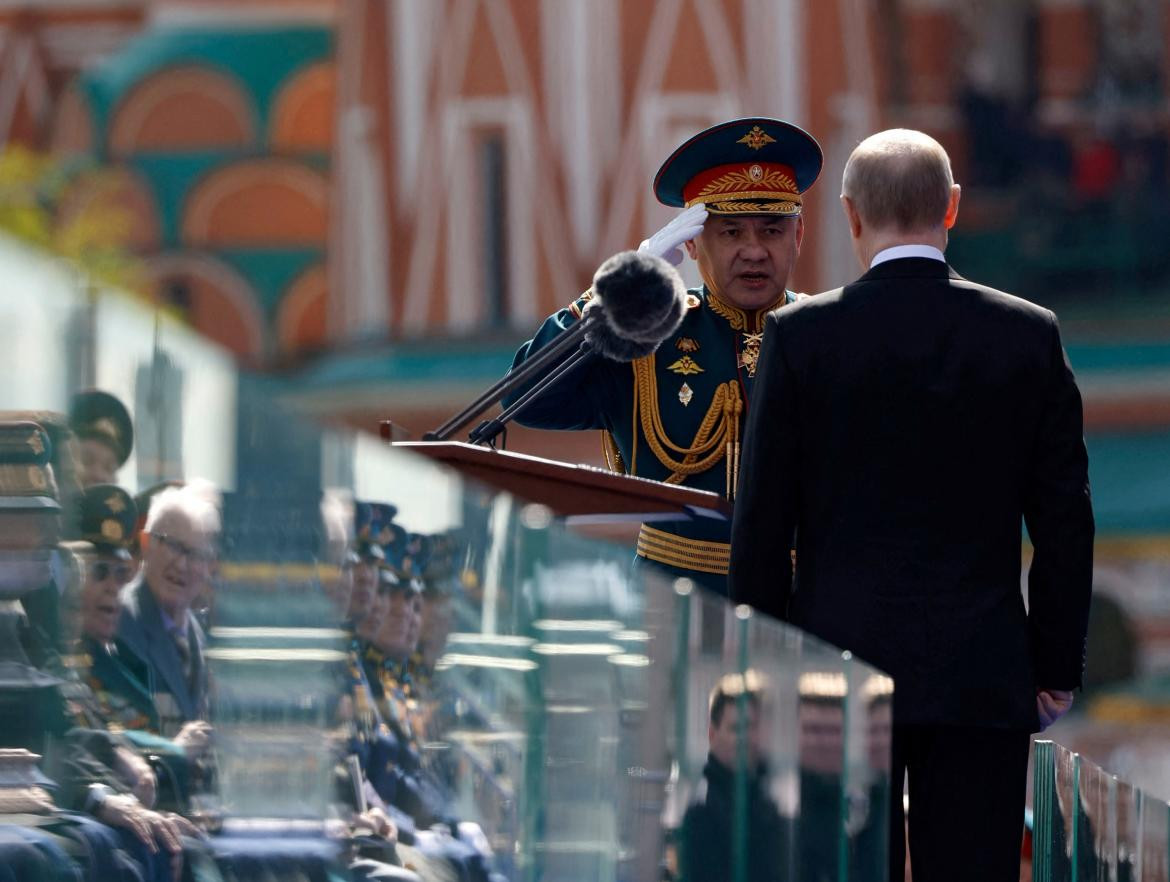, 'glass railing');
0,237,891,881
1033,740,1170,881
